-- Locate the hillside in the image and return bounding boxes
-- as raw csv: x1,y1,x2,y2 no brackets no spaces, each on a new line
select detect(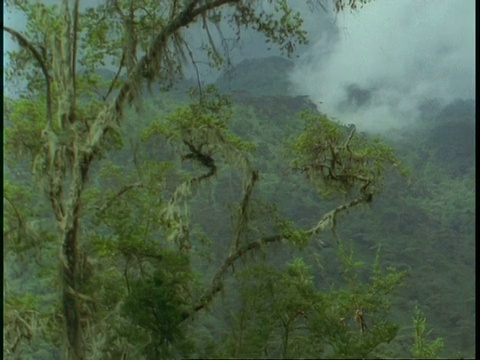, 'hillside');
214,56,475,357
5,56,475,359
